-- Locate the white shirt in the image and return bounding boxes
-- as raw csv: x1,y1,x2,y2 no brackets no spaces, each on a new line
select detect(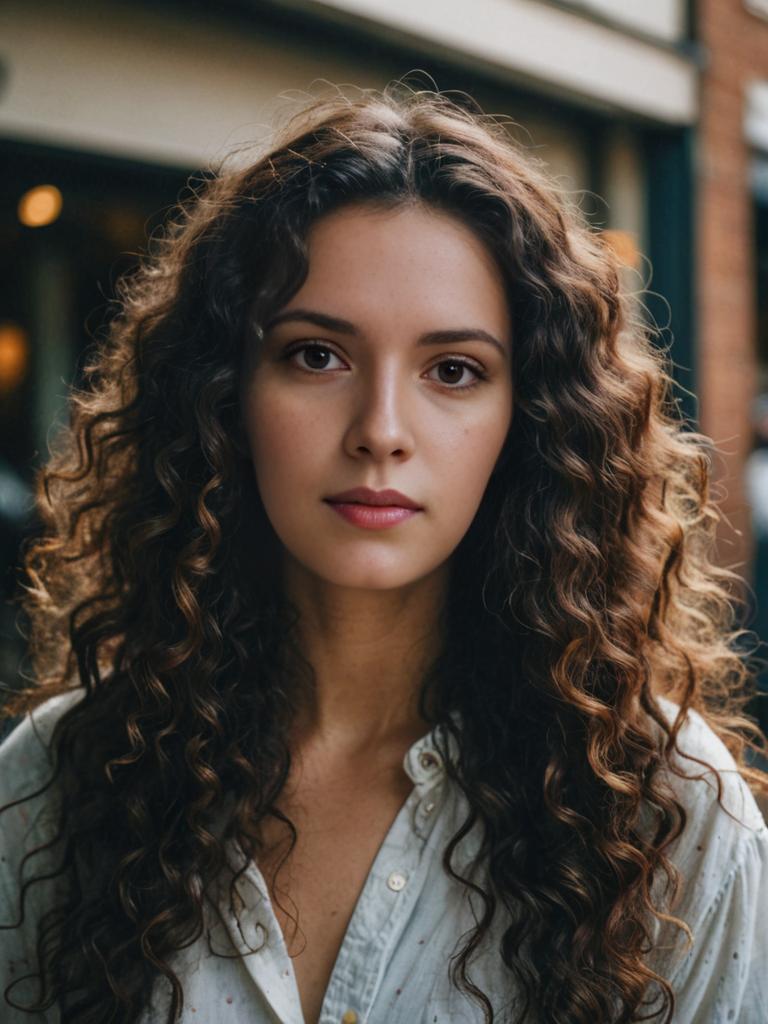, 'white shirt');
1,691,766,1024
